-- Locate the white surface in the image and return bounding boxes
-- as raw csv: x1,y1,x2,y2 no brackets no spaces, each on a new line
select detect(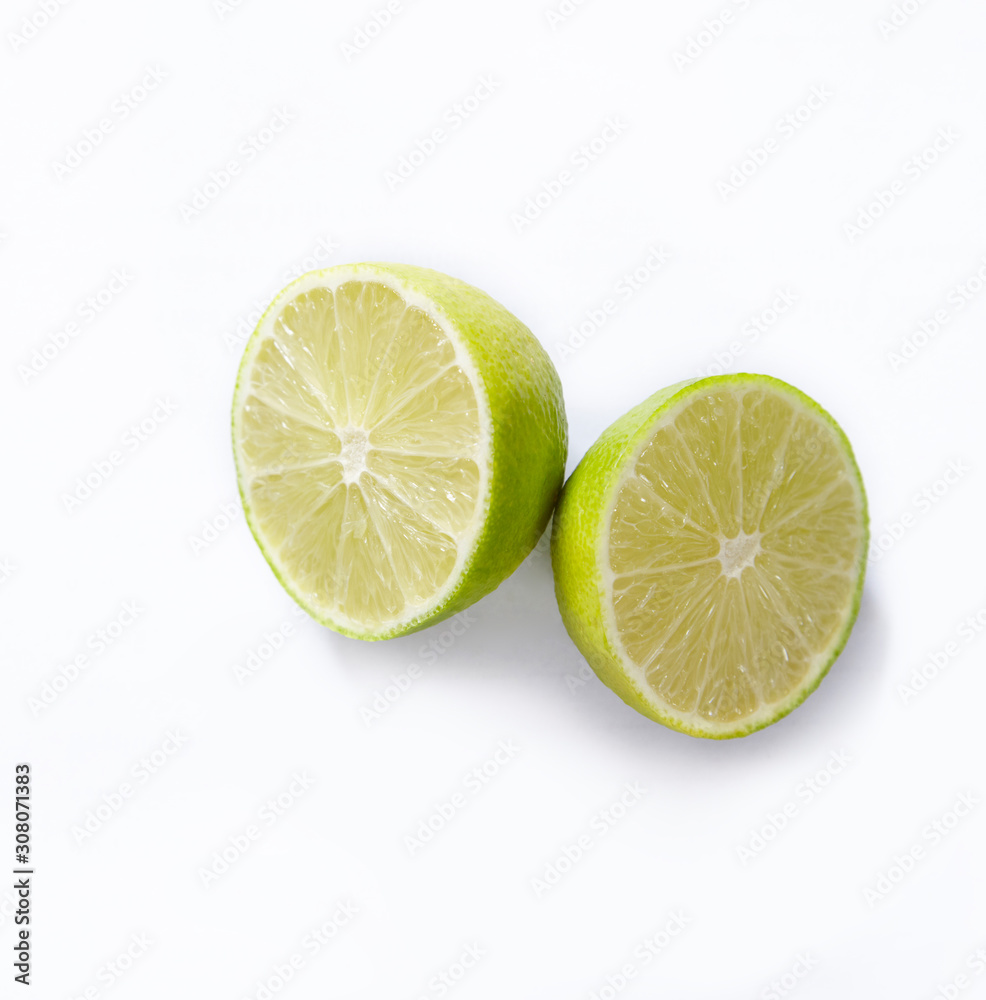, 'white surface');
2,1,985,997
